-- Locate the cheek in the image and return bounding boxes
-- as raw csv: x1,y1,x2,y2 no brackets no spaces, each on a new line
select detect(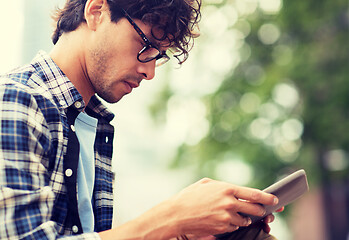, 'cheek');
86,36,139,85
87,45,115,80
